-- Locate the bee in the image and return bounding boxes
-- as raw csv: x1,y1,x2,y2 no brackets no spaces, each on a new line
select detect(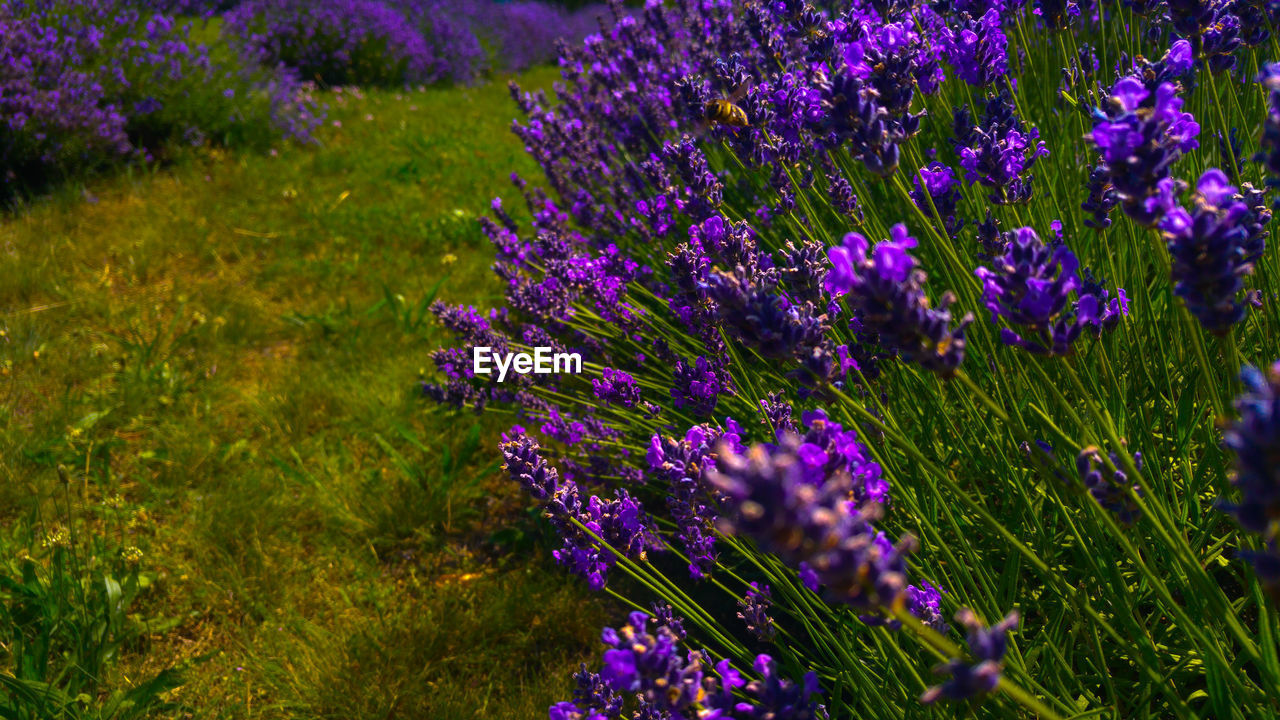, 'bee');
703,81,751,129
